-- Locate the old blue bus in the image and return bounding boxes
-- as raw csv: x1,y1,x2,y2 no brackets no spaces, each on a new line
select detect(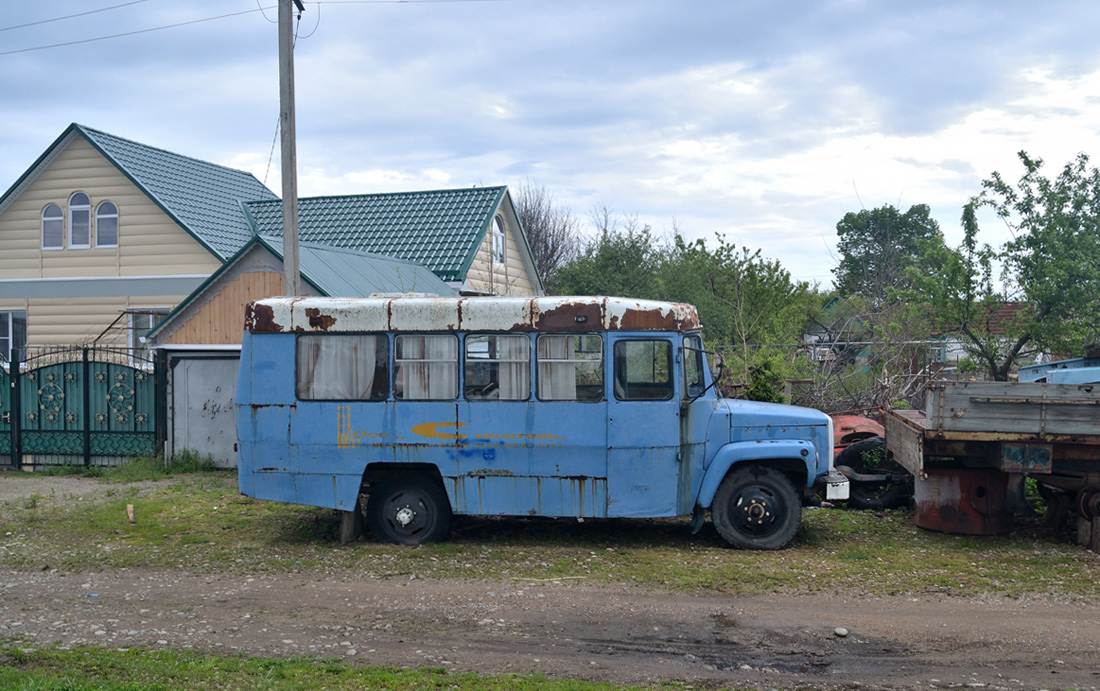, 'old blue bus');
235,296,848,550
